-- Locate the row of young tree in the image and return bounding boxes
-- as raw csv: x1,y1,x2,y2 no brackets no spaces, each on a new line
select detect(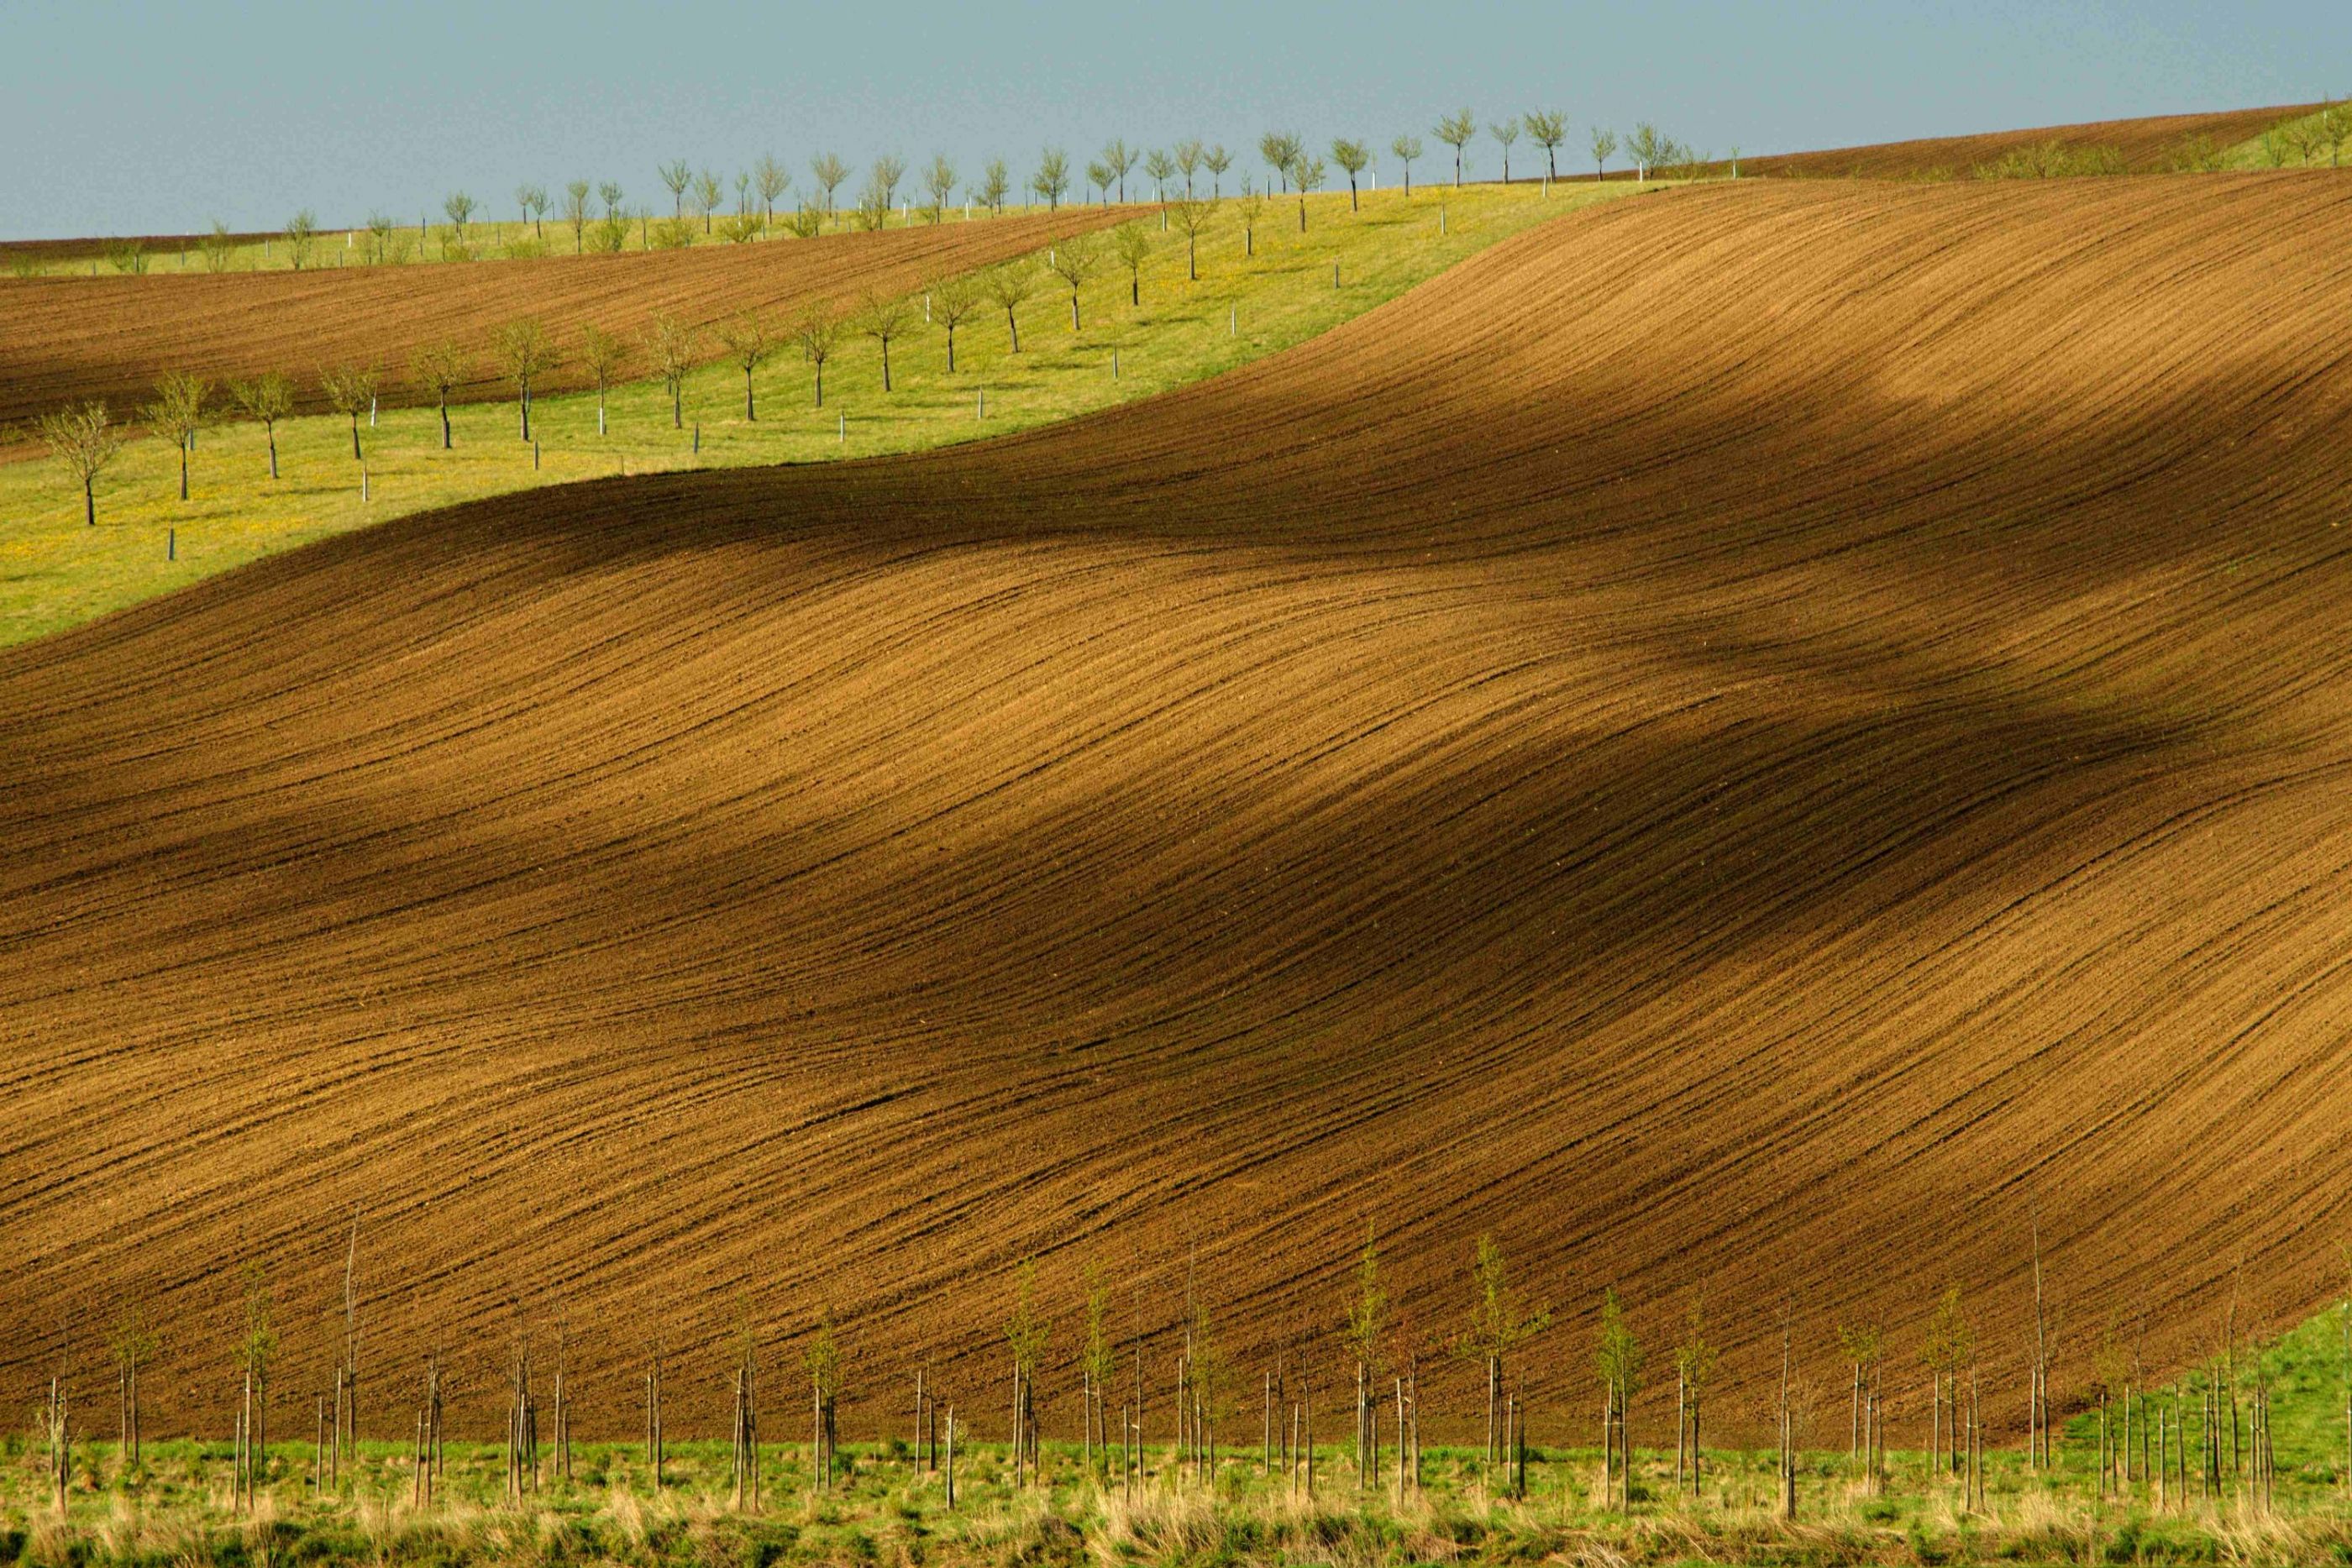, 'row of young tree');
155,108,1703,277
37,1224,2345,1525
27,200,1342,526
